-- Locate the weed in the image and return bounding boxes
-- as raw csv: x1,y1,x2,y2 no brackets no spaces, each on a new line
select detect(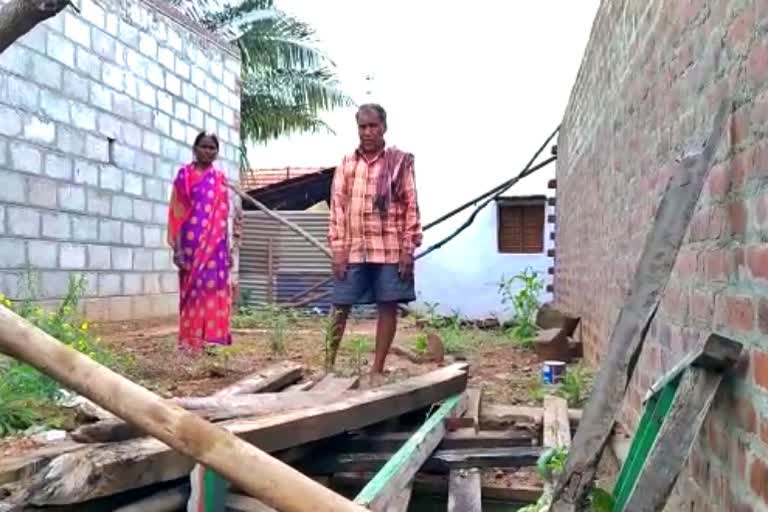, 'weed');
348,335,372,376
0,274,133,437
498,267,544,347
527,364,594,408
412,333,428,354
